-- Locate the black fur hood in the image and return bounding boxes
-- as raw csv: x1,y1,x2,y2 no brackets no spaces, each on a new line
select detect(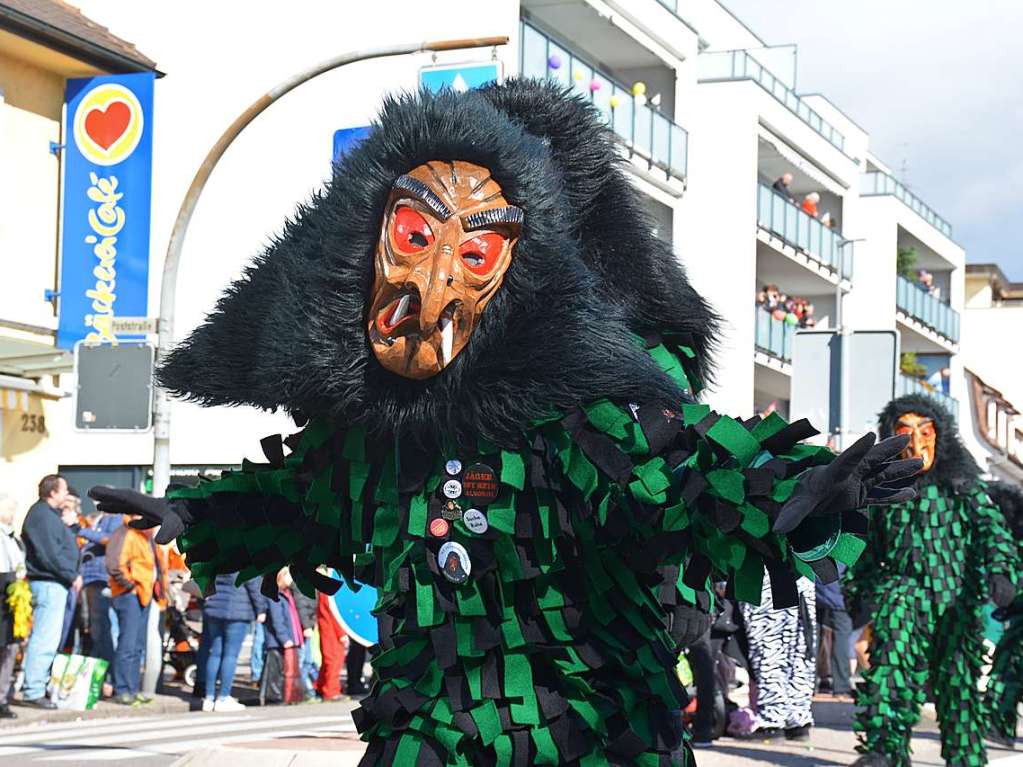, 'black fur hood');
159,80,718,448
878,394,981,493
986,481,1023,541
